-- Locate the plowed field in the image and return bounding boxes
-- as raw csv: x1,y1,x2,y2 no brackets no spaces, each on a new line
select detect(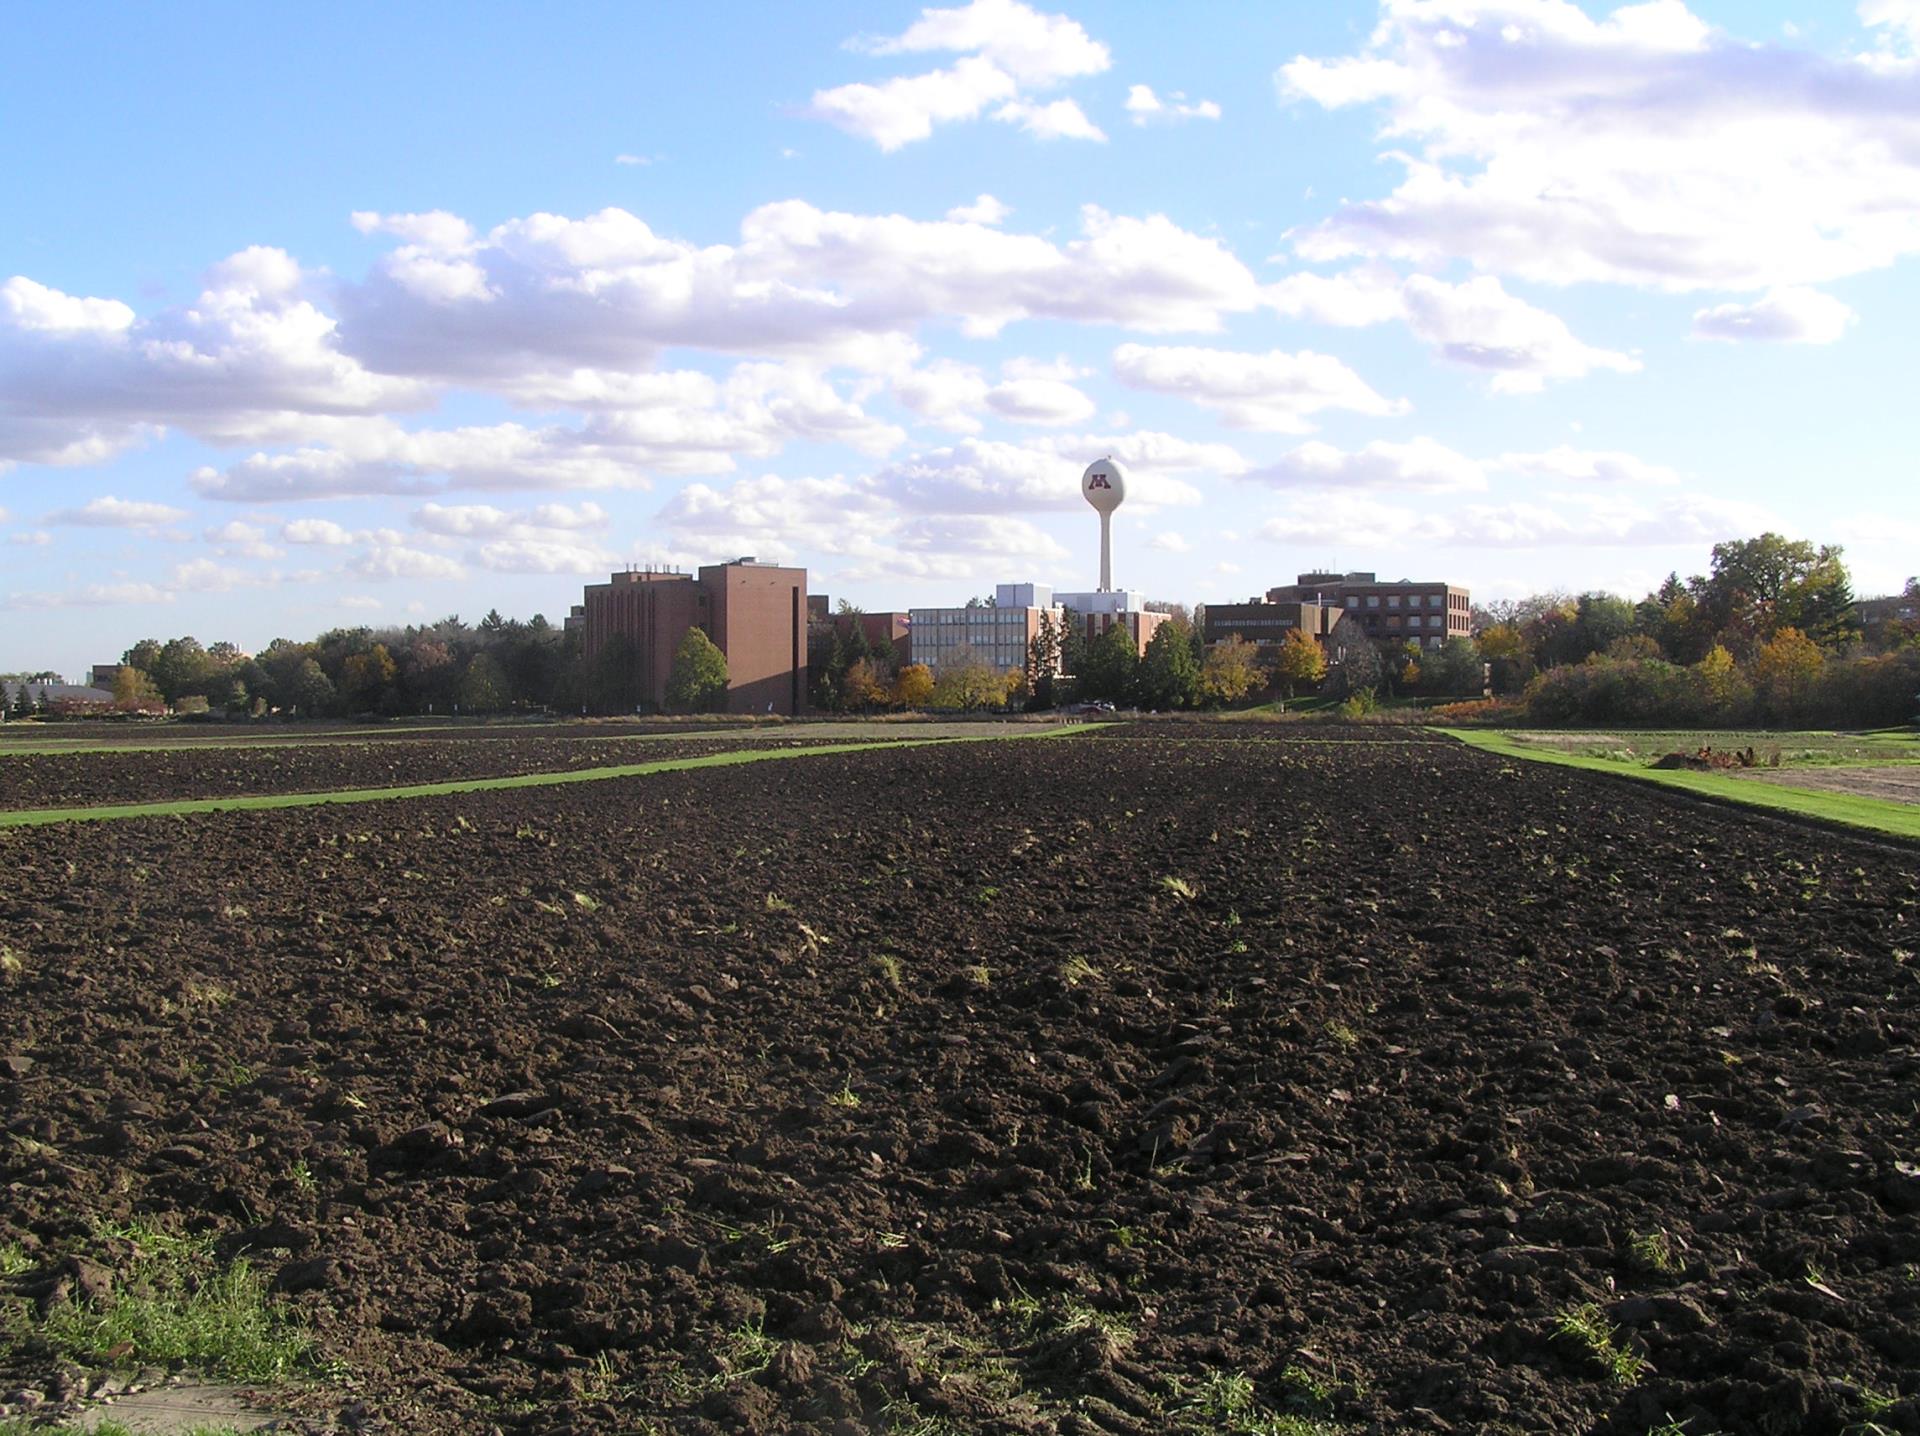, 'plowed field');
1,732,1915,1435
0,734,923,809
